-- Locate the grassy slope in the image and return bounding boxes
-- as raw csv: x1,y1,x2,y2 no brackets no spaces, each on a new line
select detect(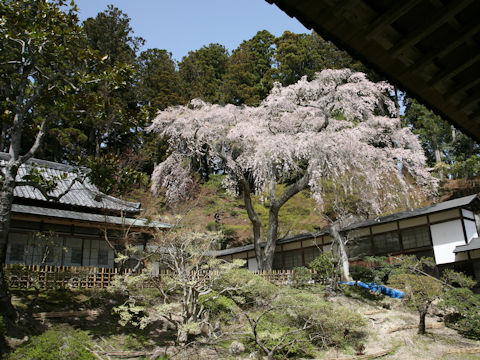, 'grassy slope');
7,288,480,360
158,174,327,247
